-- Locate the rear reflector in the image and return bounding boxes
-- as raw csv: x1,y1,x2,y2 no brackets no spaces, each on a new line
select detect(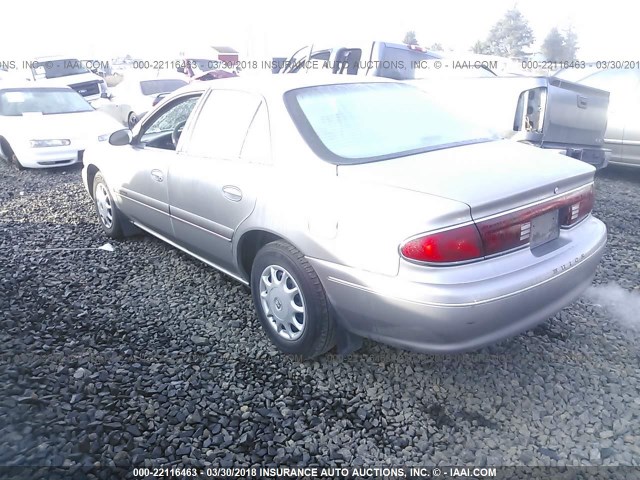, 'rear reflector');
401,184,595,264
